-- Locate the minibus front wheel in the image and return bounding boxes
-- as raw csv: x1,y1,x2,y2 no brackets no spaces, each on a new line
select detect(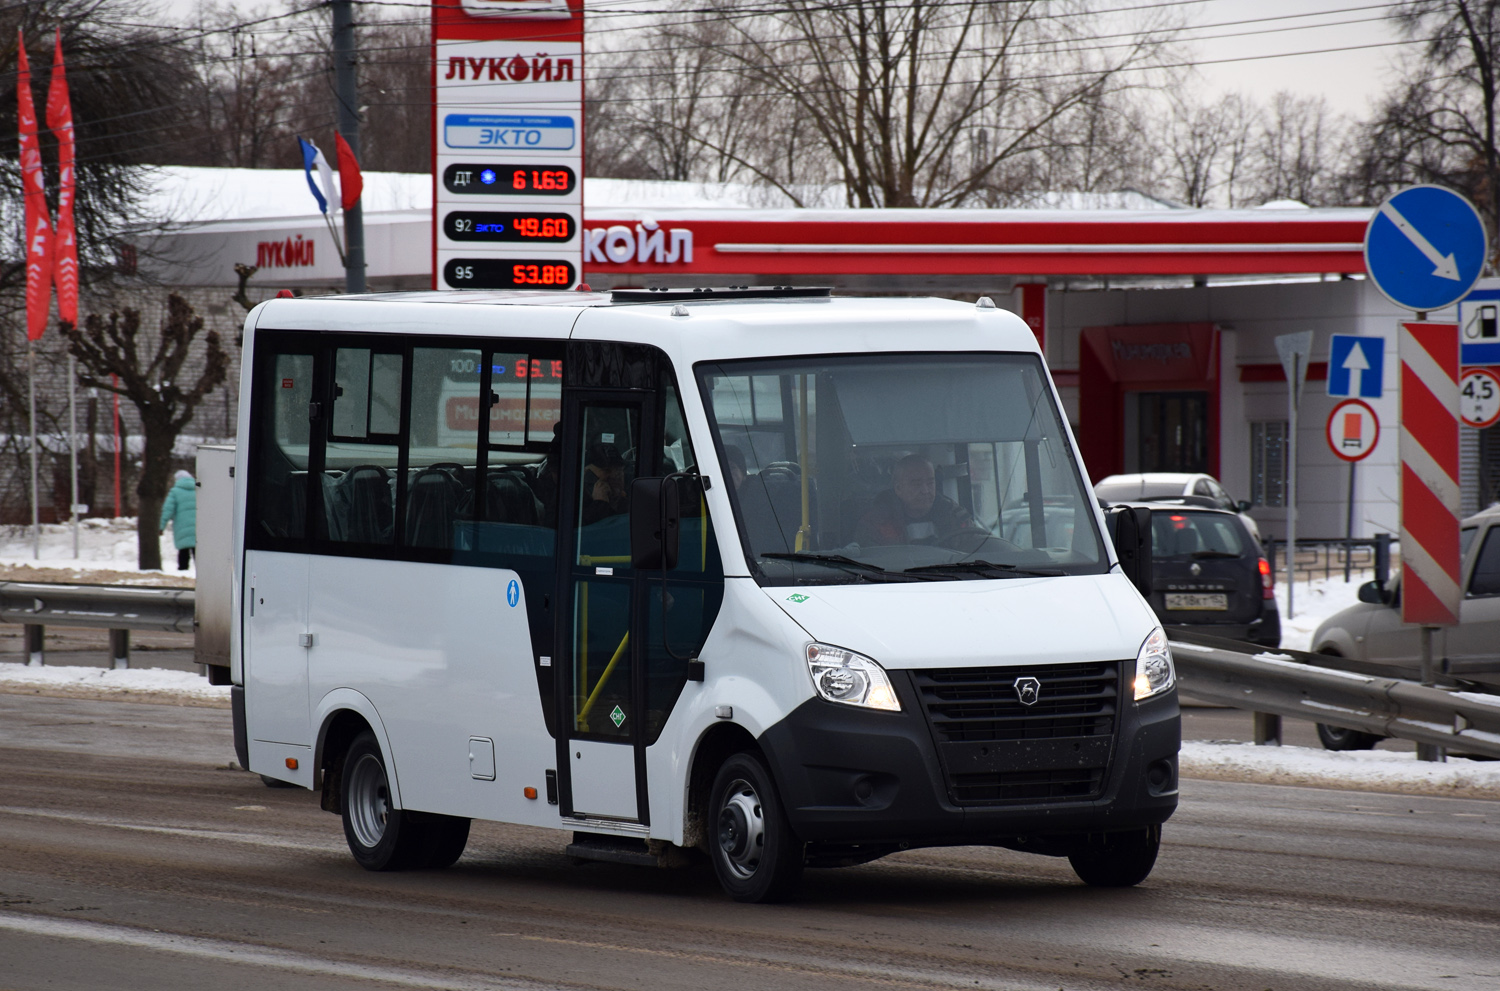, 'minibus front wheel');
708,752,804,903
